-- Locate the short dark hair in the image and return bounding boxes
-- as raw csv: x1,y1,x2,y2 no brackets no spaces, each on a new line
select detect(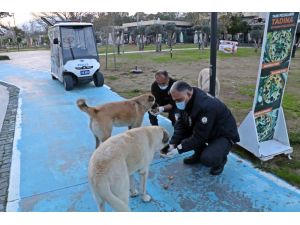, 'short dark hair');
170,81,193,93
155,70,168,77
